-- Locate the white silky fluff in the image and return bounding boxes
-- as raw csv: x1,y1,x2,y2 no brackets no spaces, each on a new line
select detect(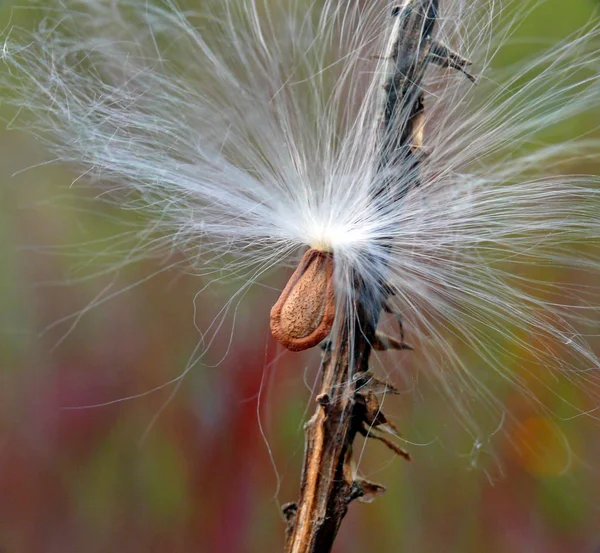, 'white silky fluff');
2,0,600,440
